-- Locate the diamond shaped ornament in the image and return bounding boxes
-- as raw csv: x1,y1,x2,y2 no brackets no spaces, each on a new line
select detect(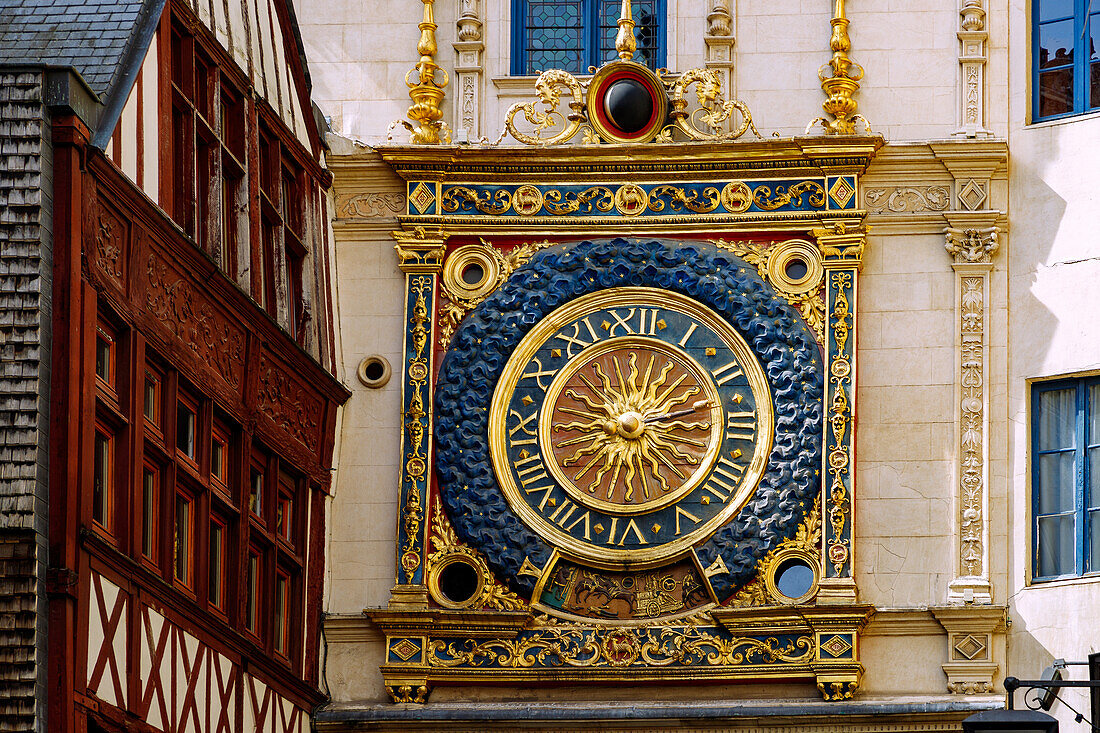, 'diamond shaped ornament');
821,634,853,658
409,182,436,214
829,177,856,208
391,638,421,662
